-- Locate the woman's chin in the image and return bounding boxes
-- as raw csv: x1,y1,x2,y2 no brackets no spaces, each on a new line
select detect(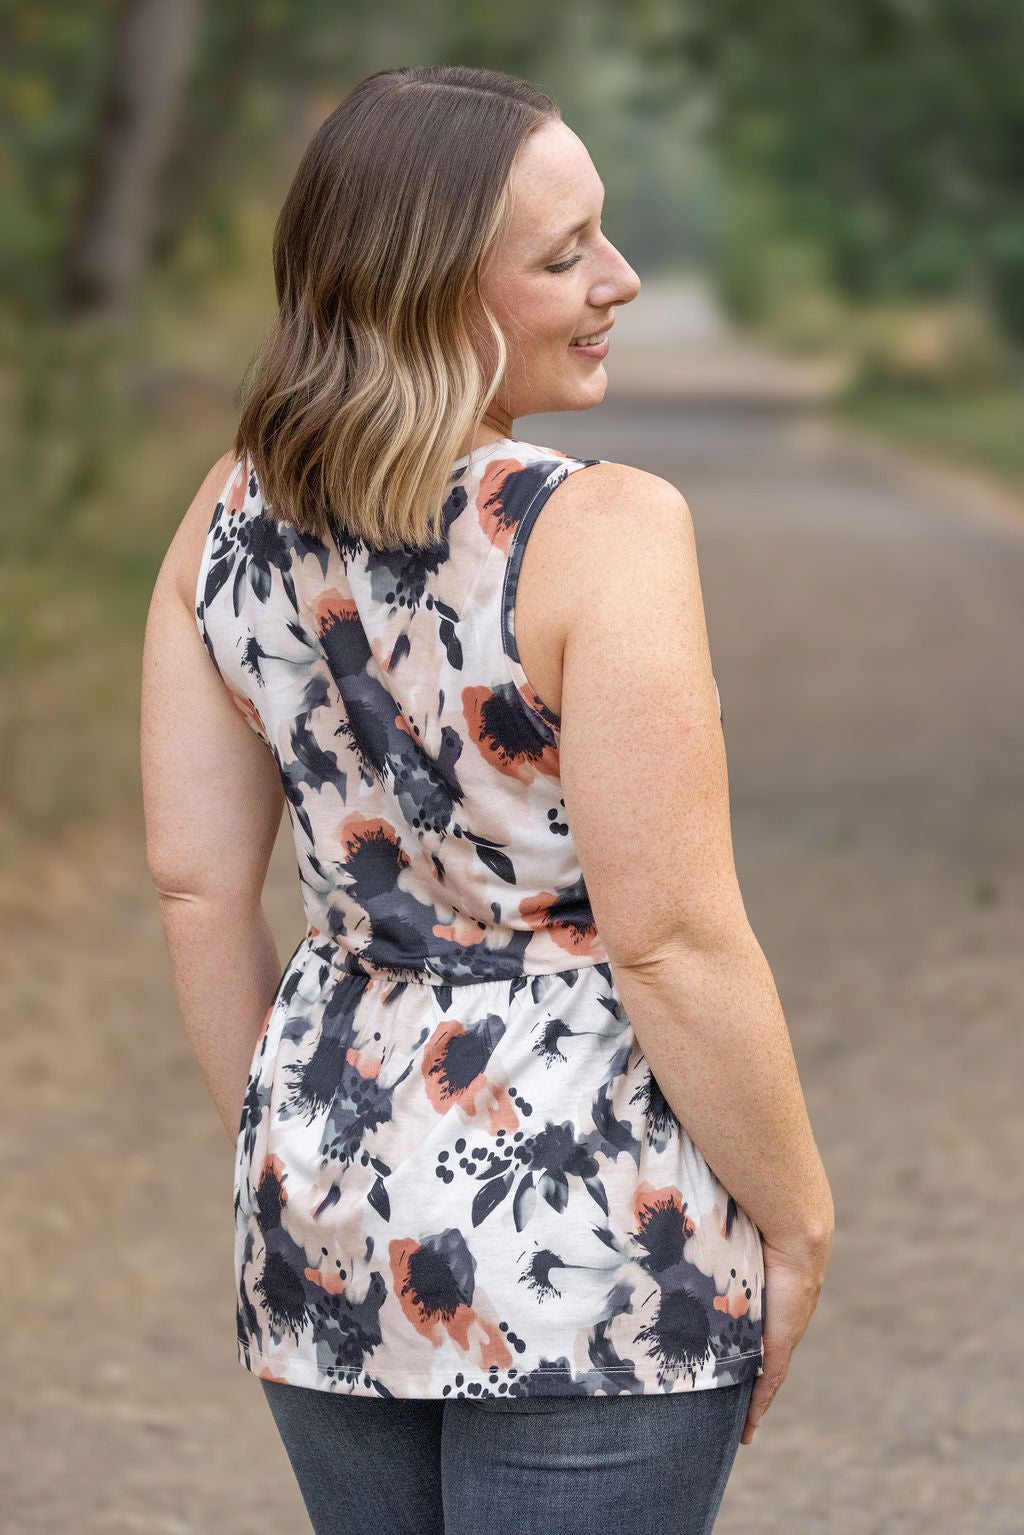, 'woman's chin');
576,367,608,403
516,370,608,418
